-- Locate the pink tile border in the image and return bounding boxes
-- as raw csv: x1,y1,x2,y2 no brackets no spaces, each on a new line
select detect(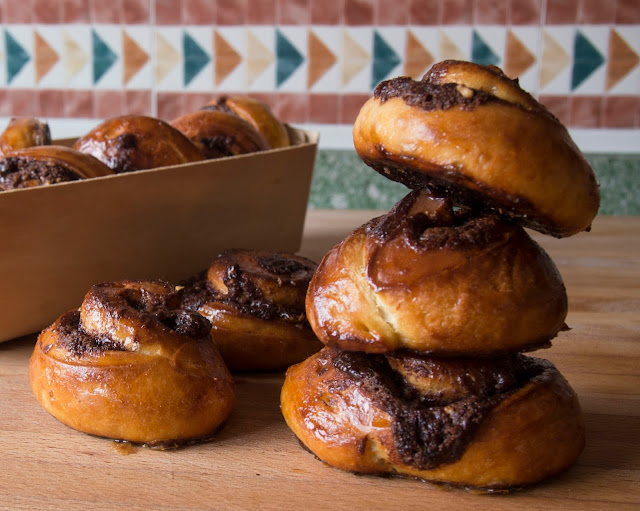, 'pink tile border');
441,0,473,24
376,0,409,26
546,0,579,25
509,0,542,25
61,0,90,23
570,95,603,128
183,0,217,25
38,89,65,117
344,0,374,26
408,0,441,25
474,0,507,25
279,0,311,25
32,0,62,24
310,0,342,24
